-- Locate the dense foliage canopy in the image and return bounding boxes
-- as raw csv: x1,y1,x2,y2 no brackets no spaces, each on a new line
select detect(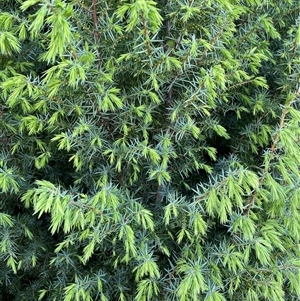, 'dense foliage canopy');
0,0,300,300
